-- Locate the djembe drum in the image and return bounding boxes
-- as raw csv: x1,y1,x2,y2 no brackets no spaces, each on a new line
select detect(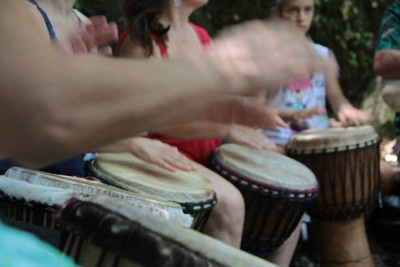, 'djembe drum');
286,126,380,266
0,167,192,233
87,153,217,231
56,197,277,267
209,144,319,257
